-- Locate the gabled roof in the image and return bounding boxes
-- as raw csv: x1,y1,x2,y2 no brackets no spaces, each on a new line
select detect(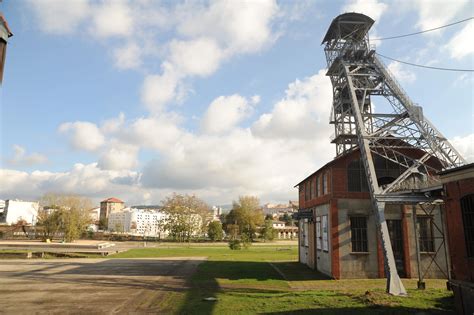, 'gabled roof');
101,197,124,203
